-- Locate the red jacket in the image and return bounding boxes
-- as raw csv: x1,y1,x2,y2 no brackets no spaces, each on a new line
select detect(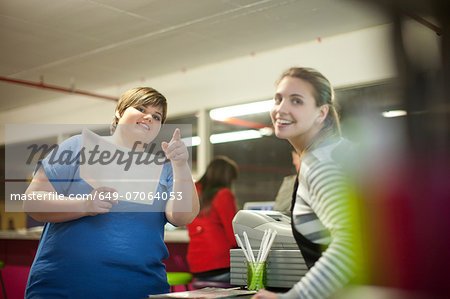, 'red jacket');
187,184,238,273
